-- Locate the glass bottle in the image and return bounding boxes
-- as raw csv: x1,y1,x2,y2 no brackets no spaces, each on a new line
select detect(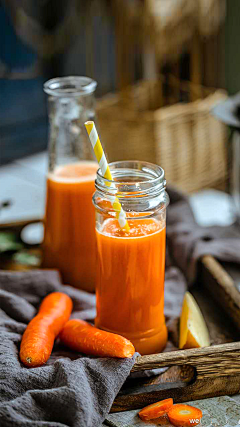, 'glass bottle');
42,76,98,292
93,160,169,354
